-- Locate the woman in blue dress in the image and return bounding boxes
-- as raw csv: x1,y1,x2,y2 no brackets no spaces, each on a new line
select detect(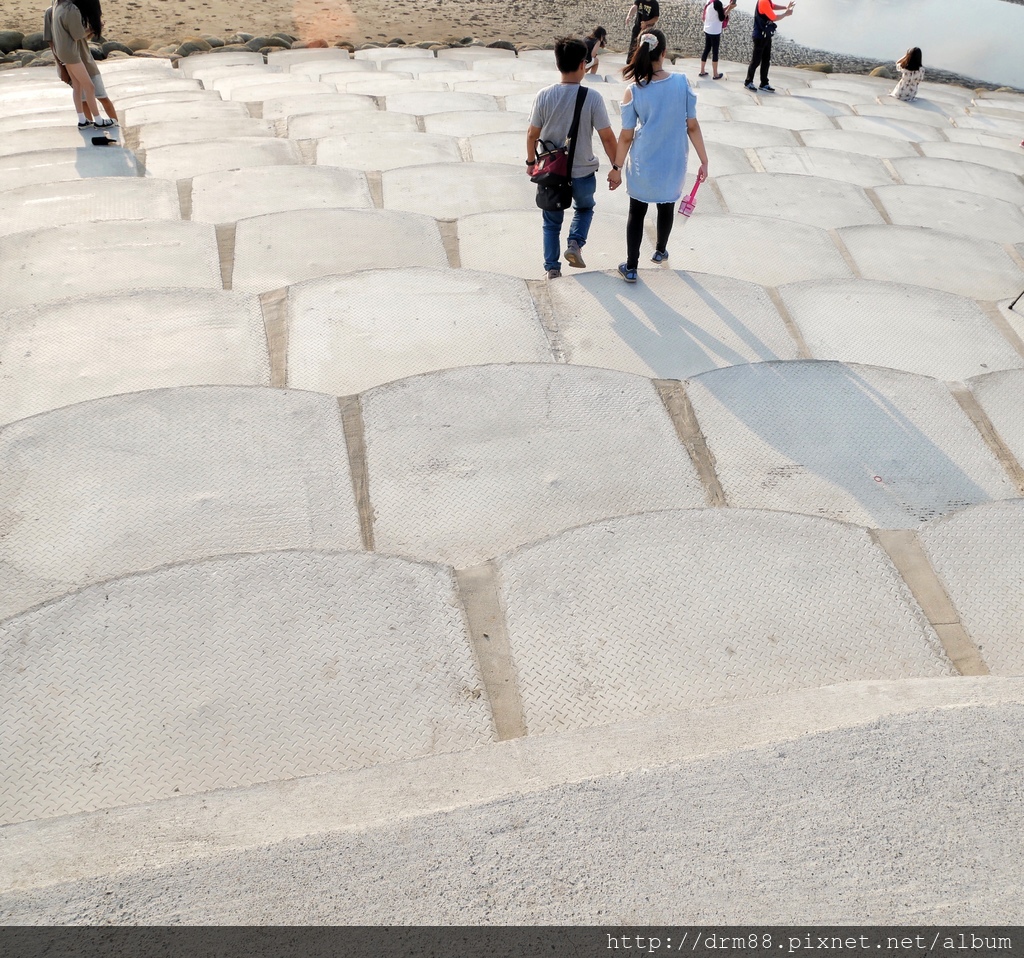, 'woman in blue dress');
608,29,709,282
